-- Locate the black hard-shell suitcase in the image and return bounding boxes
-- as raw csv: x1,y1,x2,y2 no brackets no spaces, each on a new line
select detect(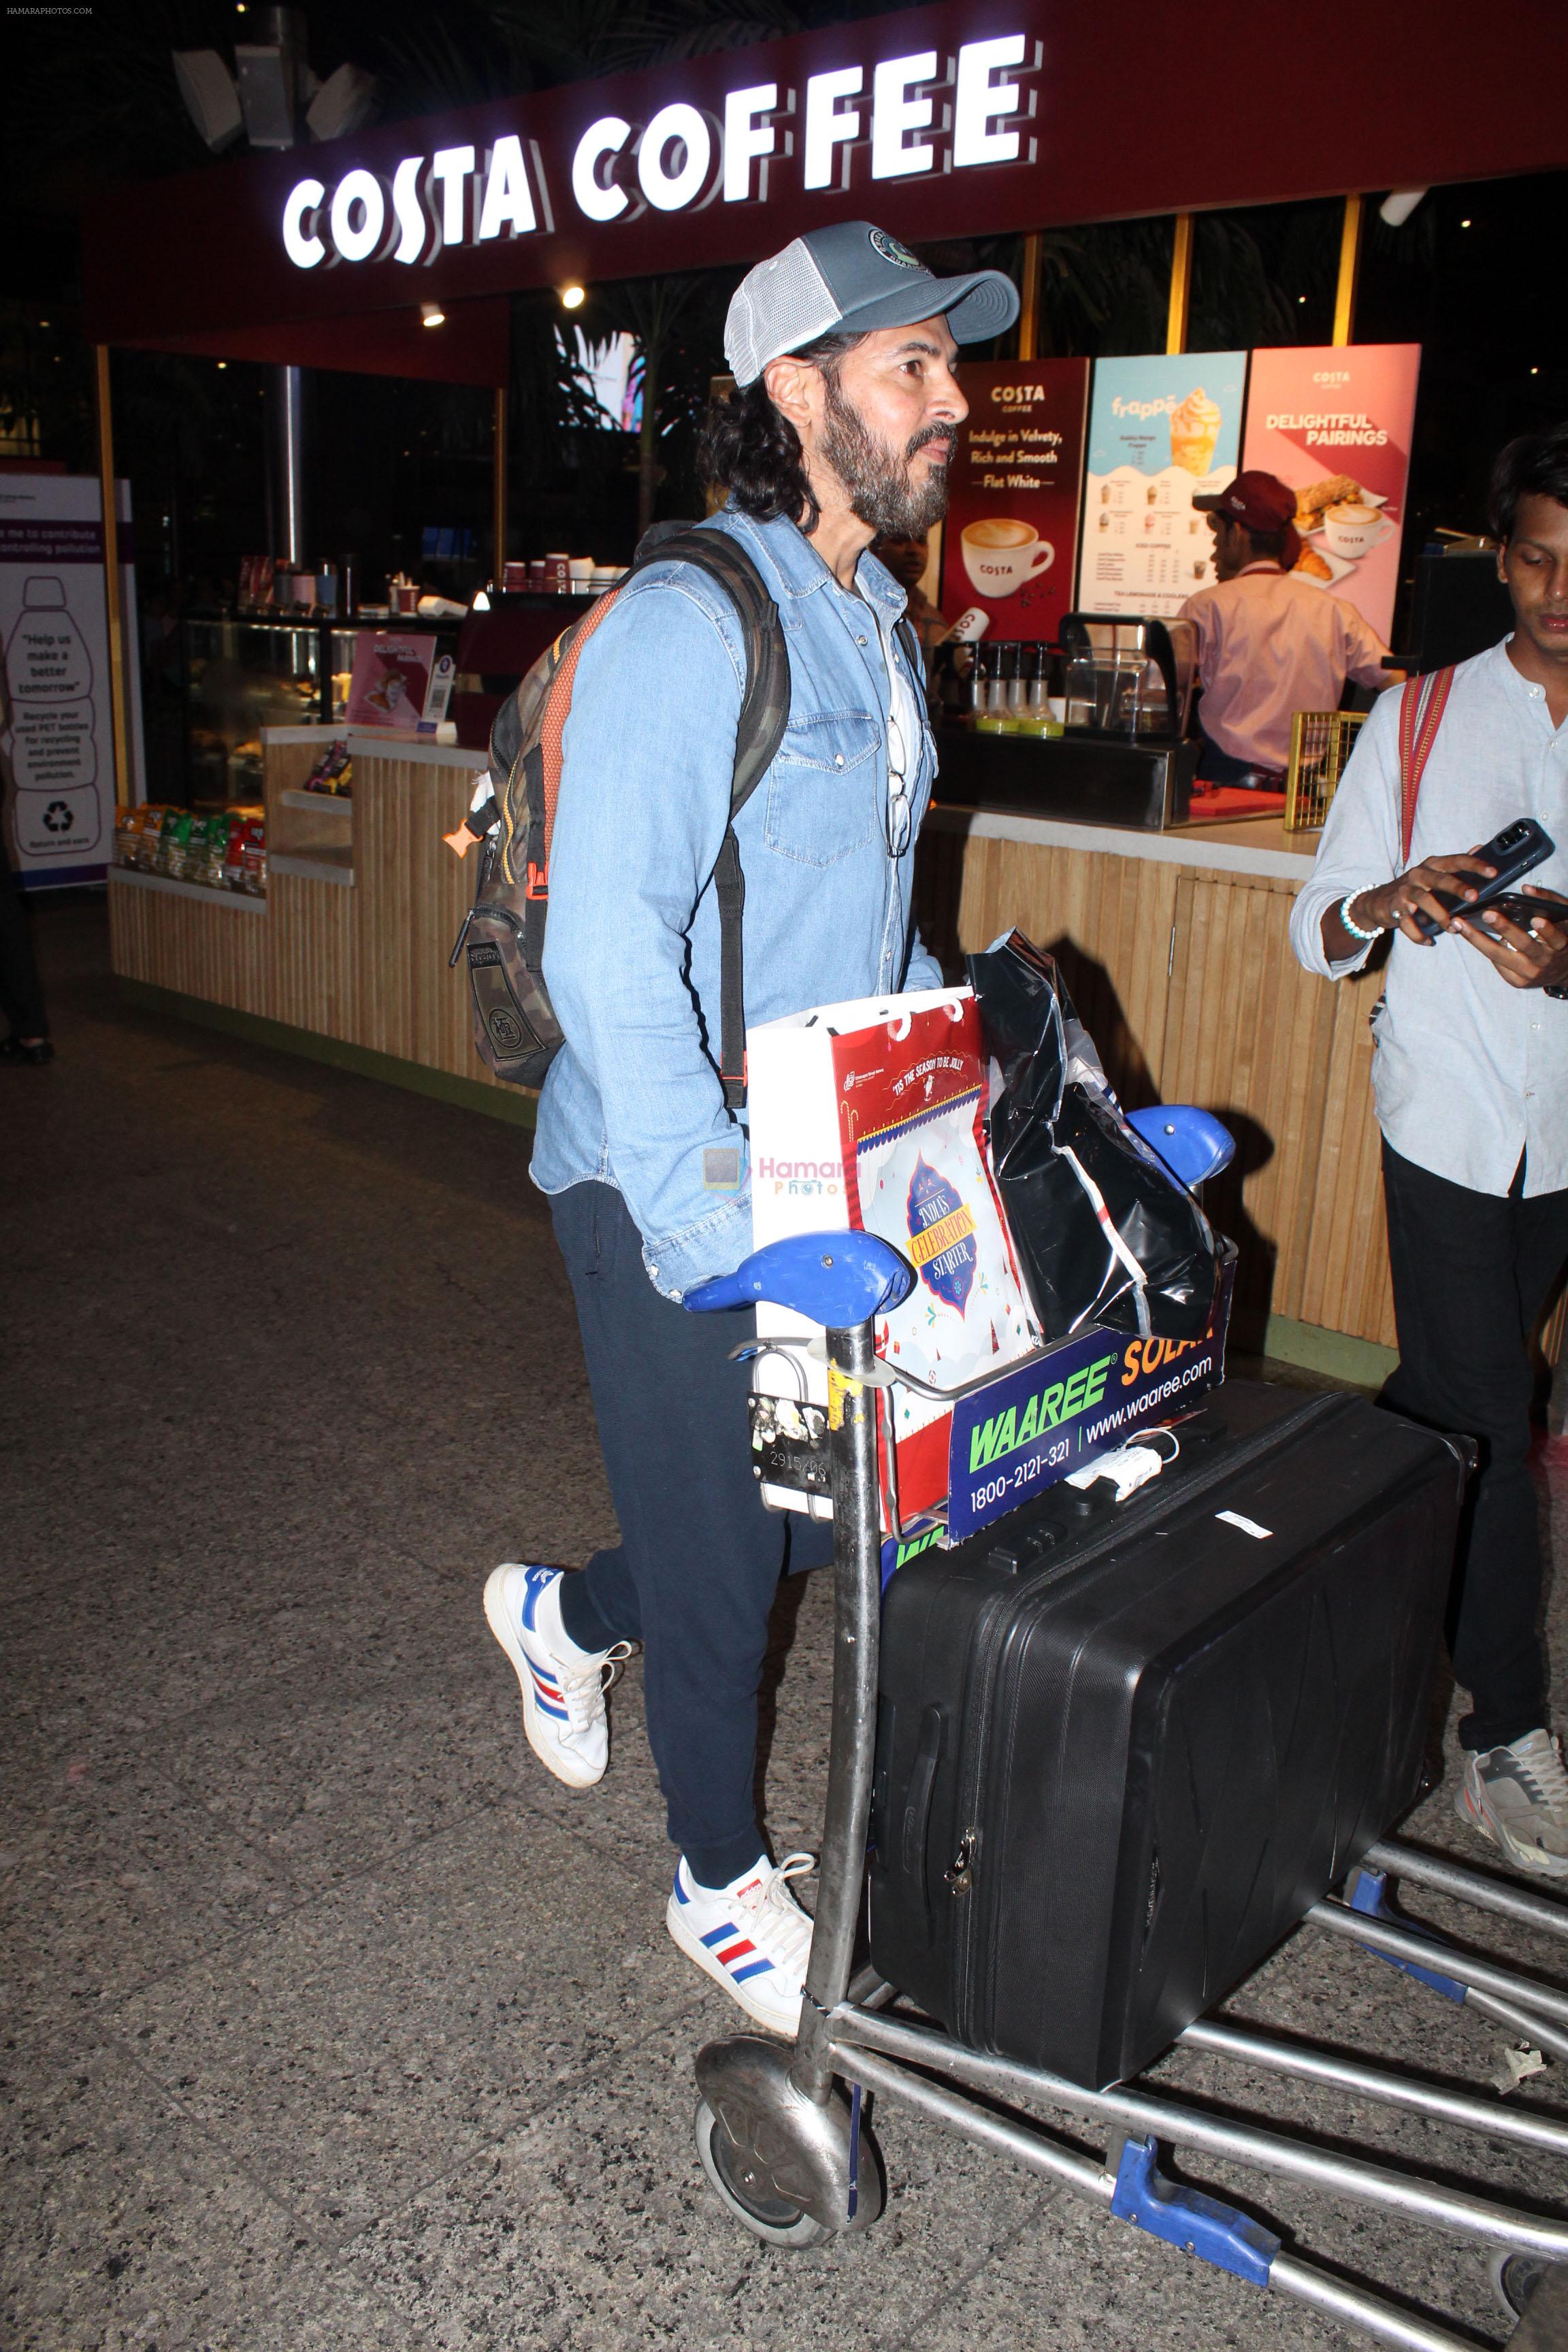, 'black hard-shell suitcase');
868,1380,1467,2091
